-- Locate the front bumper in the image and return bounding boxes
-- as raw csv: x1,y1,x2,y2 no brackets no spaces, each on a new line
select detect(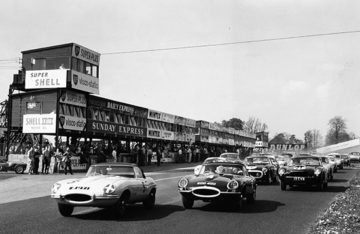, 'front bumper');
179,186,242,202
280,175,323,186
51,193,120,207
